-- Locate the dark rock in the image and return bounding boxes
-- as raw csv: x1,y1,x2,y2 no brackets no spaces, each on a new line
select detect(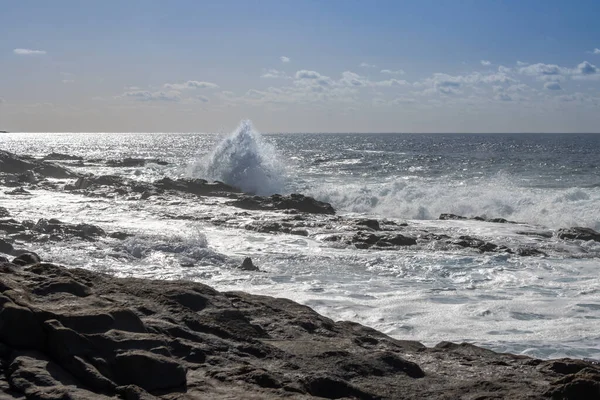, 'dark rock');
0,301,46,350
355,219,381,231
439,213,468,220
106,158,168,167
239,257,259,272
0,149,78,179
12,252,41,266
0,260,597,399
43,152,84,161
6,187,31,196
154,177,240,196
0,238,13,255
557,227,600,242
351,231,417,249
515,247,547,257
0,218,26,234
113,350,187,391
230,193,336,215
0,207,9,218
451,236,498,253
